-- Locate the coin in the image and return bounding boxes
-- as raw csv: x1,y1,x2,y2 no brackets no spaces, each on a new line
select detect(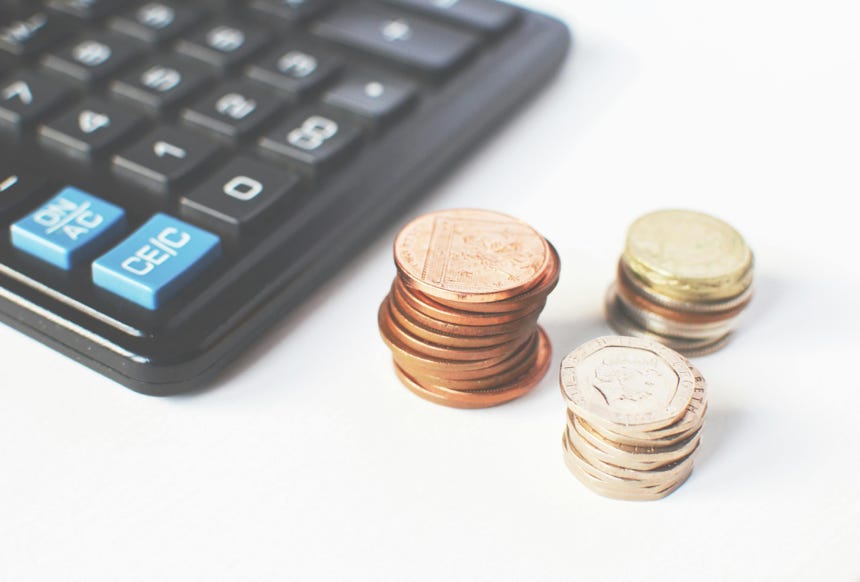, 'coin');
604,286,734,357
394,209,552,303
559,336,707,500
560,336,696,432
608,210,755,356
393,328,552,408
623,209,752,302
380,209,558,408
